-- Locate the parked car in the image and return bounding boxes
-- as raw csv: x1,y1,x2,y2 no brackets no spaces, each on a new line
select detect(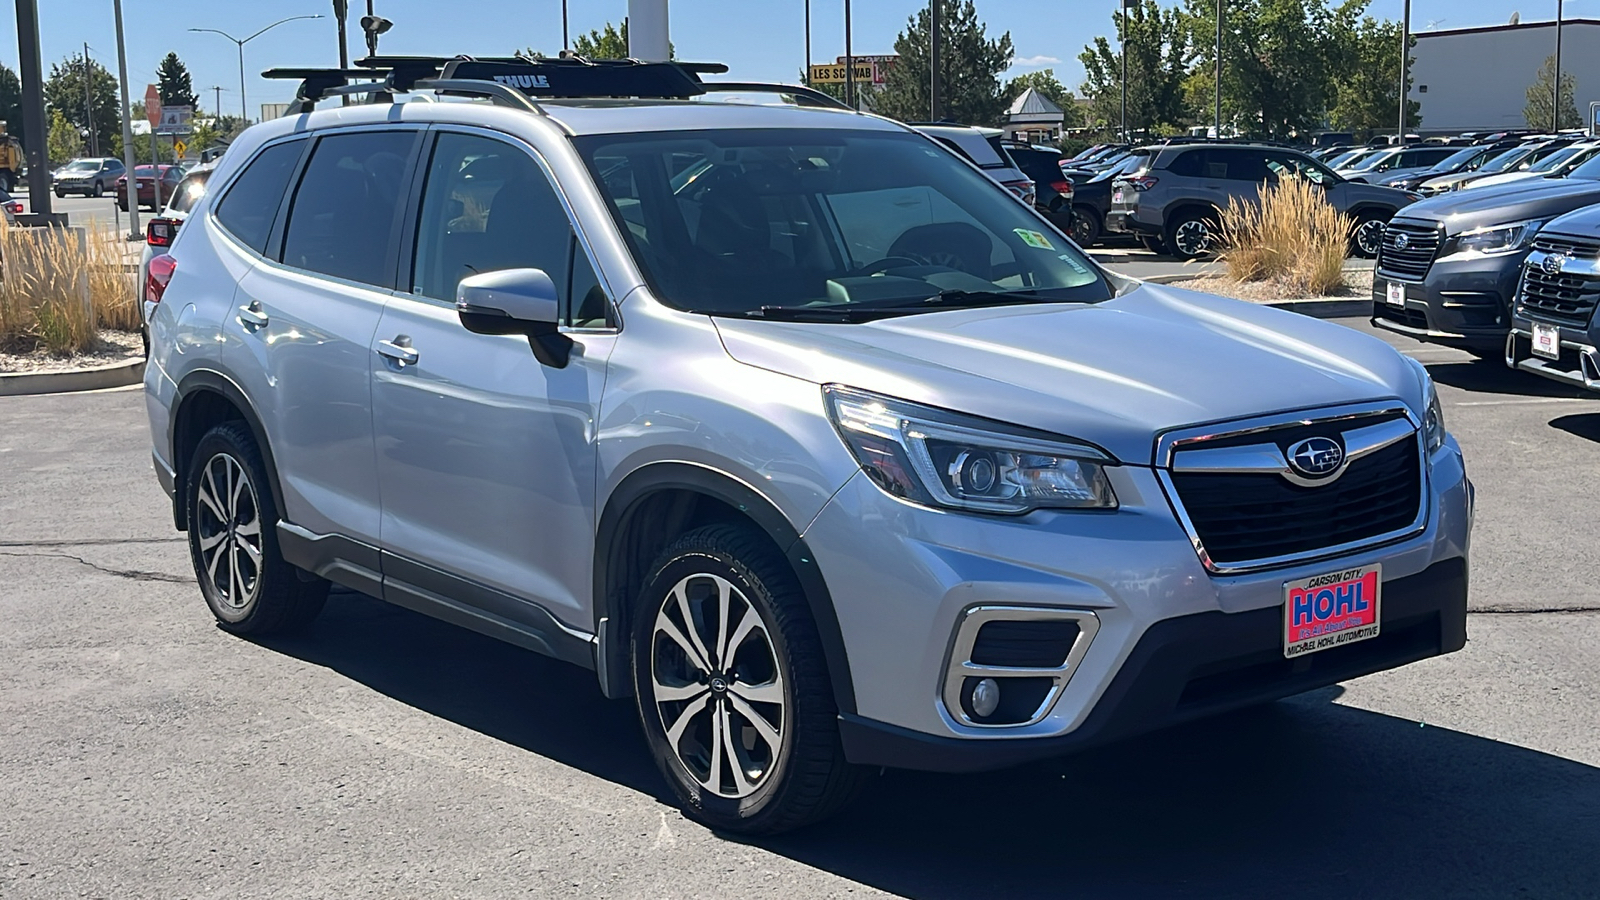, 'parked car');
1106,143,1417,260
0,188,22,222
116,164,186,211
52,157,125,197
1375,143,1516,191
1461,141,1600,192
915,124,1035,205
1004,141,1076,235
1065,149,1153,248
1372,154,1600,355
1418,140,1573,195
1334,145,1458,184
1506,203,1600,390
145,58,1471,836
138,163,217,355
1324,146,1386,171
